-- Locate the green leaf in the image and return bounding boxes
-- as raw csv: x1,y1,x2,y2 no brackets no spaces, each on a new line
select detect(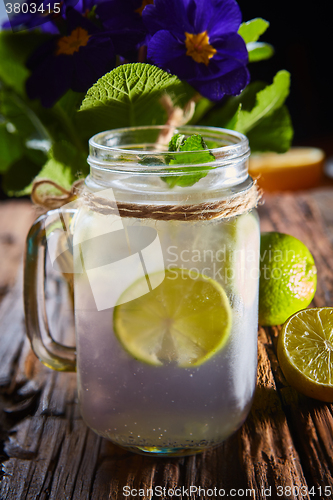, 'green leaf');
36,158,74,190
1,88,39,138
188,97,214,125
51,140,89,178
13,157,74,197
165,134,215,188
168,133,186,151
0,123,23,172
247,42,274,62
247,105,293,153
198,81,265,128
235,70,291,134
57,90,86,119
7,140,88,197
2,155,42,196
224,104,242,130
77,63,193,139
238,18,270,44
